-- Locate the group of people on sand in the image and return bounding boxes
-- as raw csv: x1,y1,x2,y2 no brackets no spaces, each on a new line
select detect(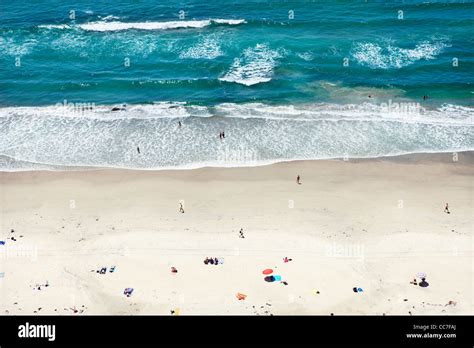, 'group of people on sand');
9,228,22,242
410,277,429,288
219,131,225,140
204,257,221,265
95,266,115,274
32,281,49,291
